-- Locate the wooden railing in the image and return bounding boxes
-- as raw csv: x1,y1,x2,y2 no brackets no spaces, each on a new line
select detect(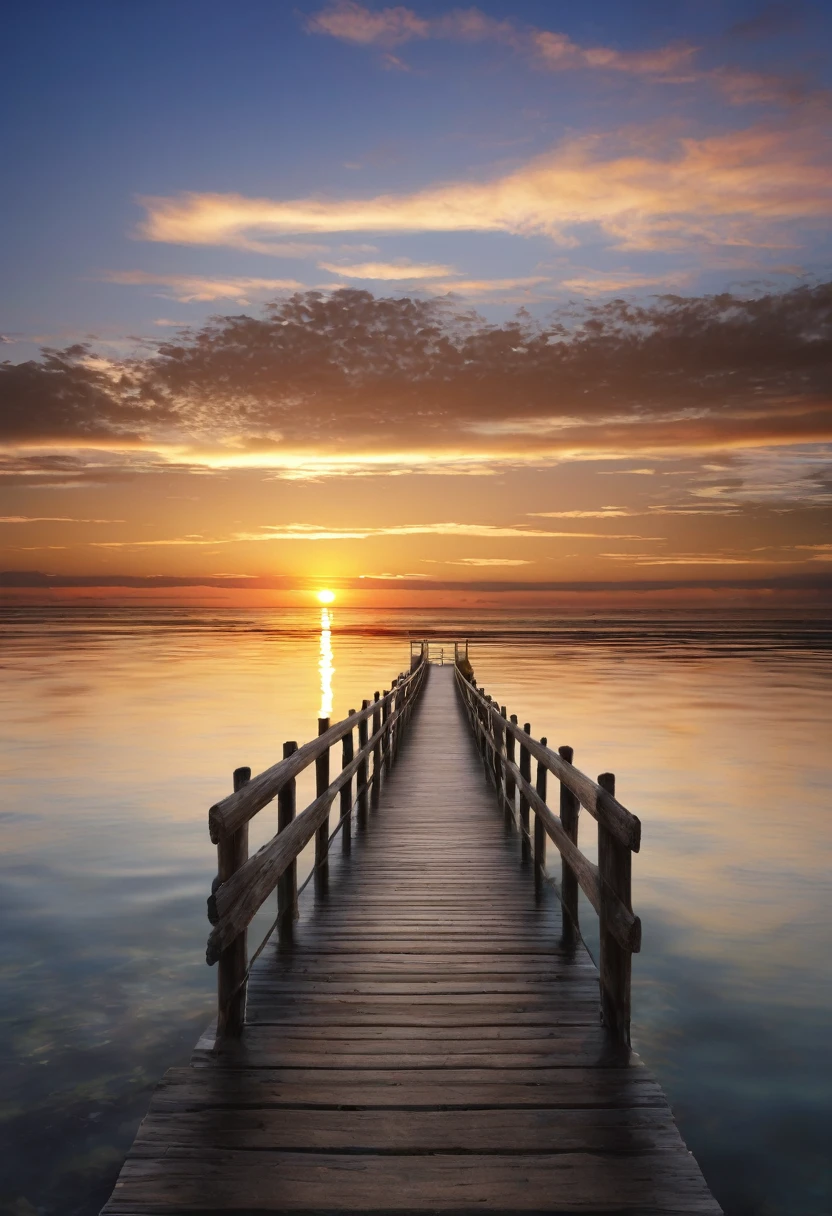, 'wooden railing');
205,644,430,1037
453,651,642,1048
